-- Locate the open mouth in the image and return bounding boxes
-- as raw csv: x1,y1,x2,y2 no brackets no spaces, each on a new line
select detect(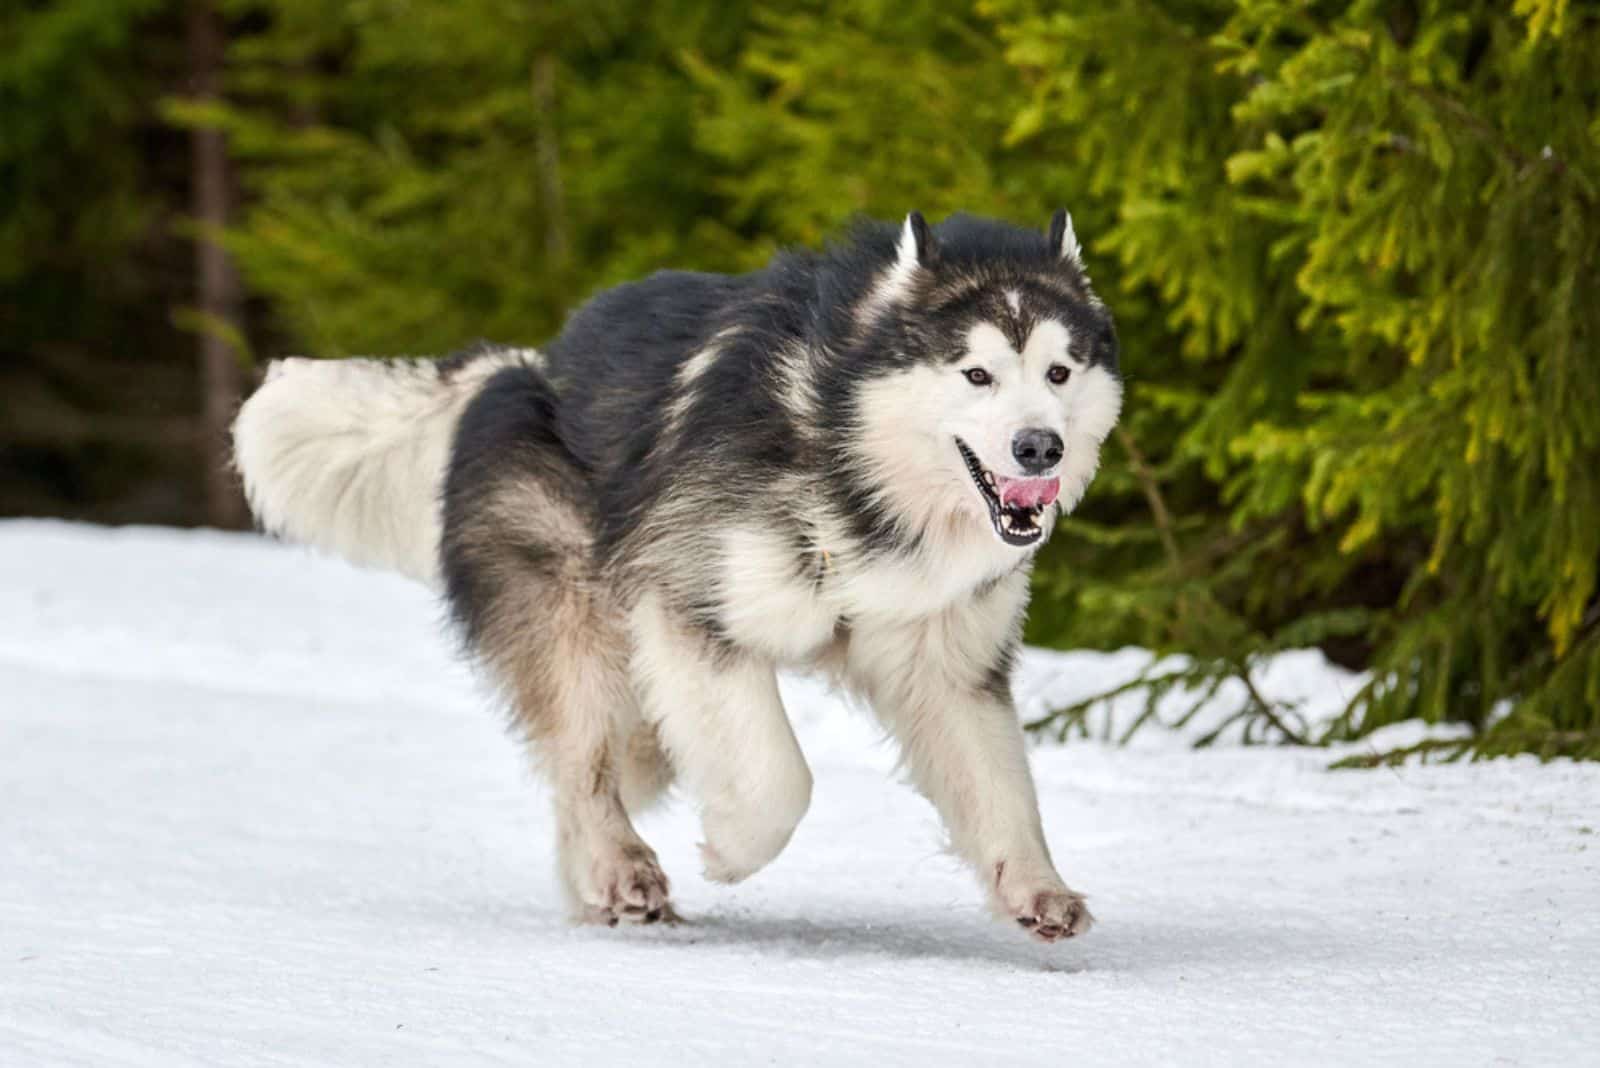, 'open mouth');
955,438,1060,547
